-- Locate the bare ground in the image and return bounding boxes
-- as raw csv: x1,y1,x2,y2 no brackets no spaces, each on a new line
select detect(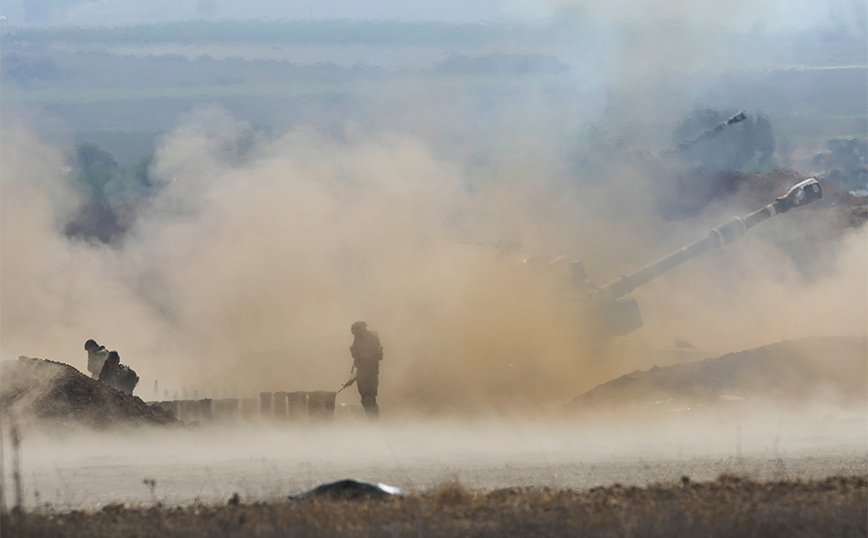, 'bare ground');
0,357,176,430
2,475,865,538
